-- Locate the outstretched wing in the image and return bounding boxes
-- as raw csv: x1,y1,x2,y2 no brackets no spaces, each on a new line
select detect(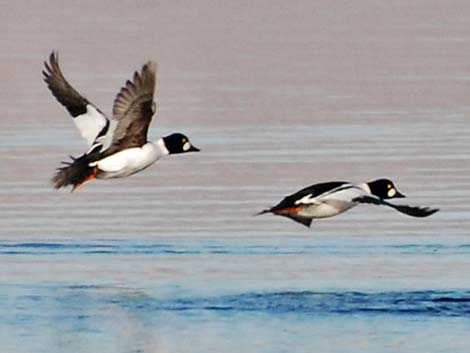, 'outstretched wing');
104,62,156,155
352,195,439,217
43,51,110,147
